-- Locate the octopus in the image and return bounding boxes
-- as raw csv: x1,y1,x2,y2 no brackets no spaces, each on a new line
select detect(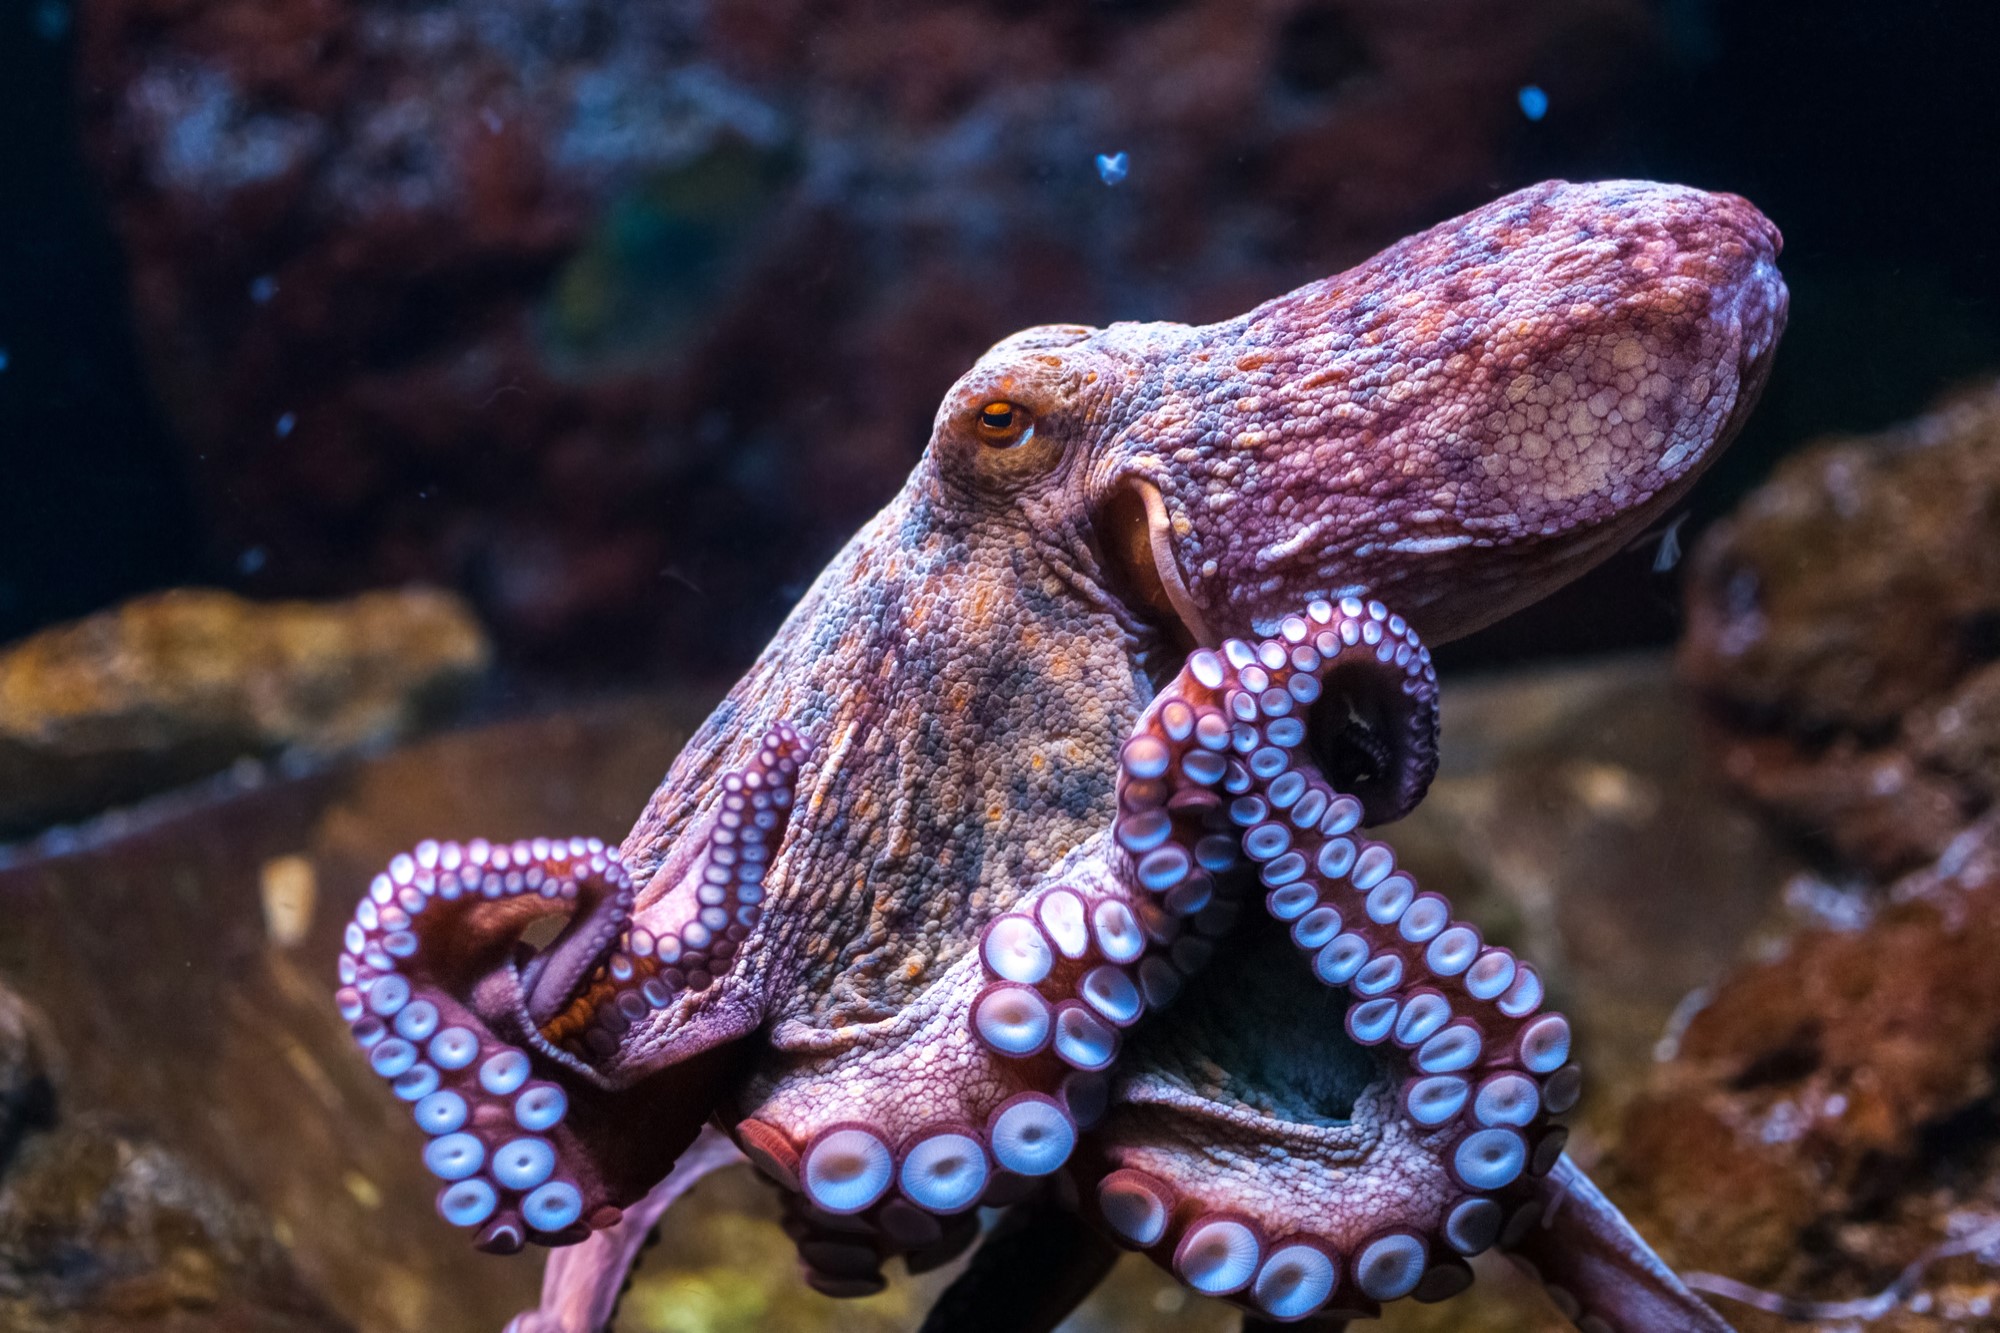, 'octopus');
333,180,1787,1331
